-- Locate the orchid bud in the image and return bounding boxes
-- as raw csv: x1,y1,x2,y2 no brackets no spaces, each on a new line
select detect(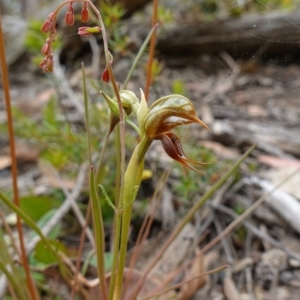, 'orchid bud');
118,90,140,114
101,92,120,118
101,90,138,116
101,91,134,135
78,26,101,36
144,95,209,139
